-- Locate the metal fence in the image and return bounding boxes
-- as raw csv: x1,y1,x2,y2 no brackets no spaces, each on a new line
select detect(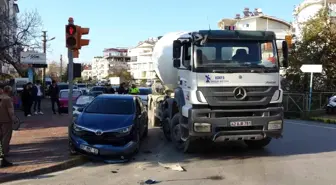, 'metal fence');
283,92,335,114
